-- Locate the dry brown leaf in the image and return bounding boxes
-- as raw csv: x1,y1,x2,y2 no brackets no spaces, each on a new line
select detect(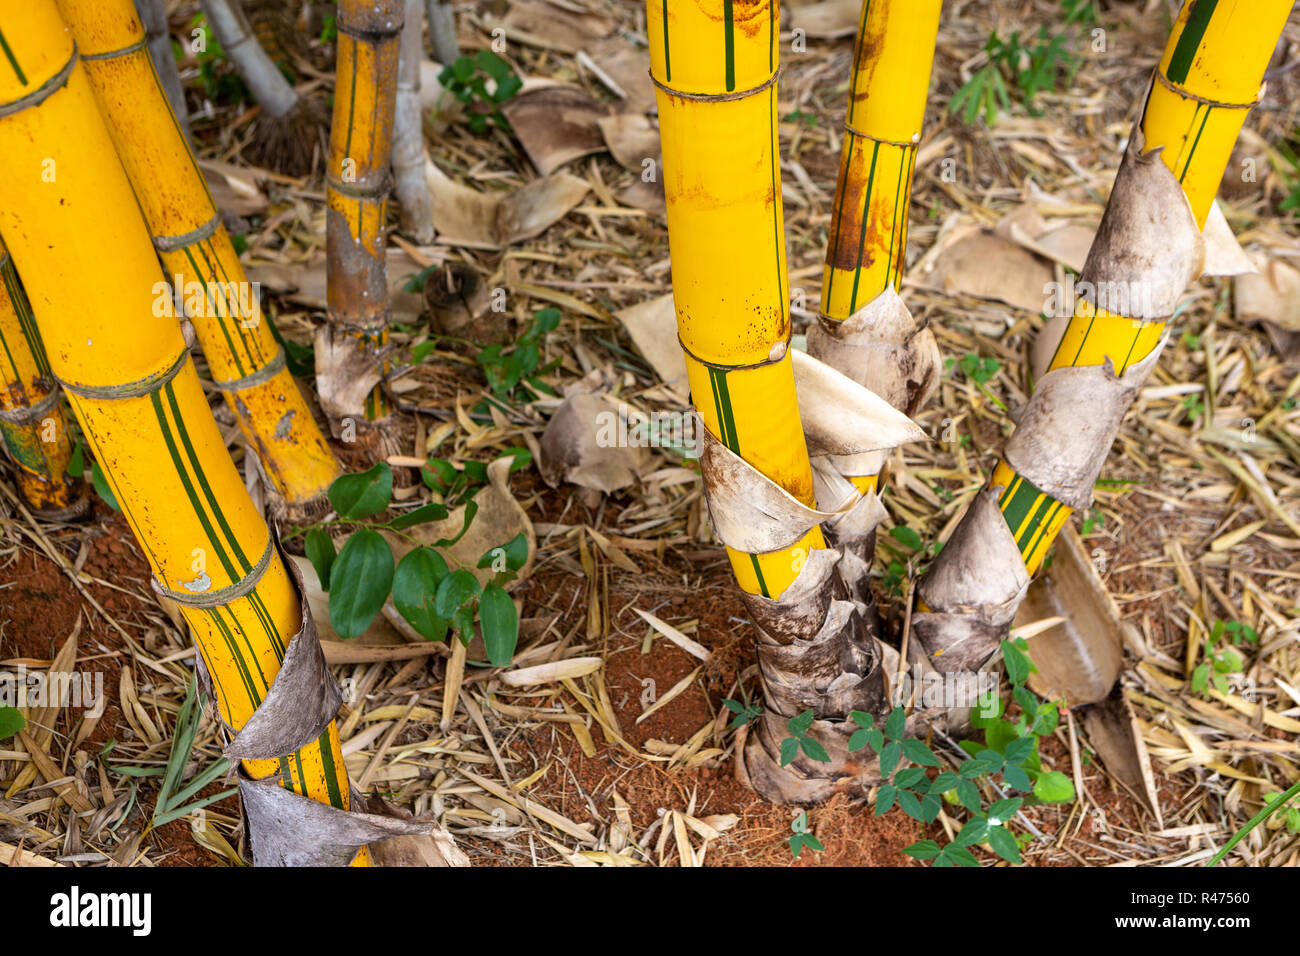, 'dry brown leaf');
502,0,615,53
503,86,610,176
540,391,649,494
426,161,590,248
